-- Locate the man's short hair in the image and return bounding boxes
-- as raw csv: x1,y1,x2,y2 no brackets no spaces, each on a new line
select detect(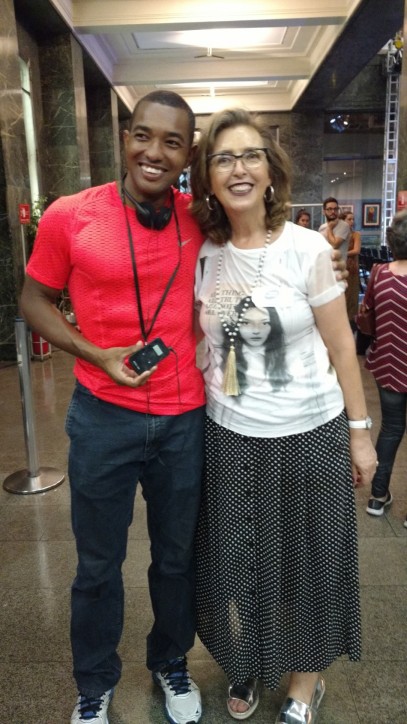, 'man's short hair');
322,196,339,209
129,90,195,146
